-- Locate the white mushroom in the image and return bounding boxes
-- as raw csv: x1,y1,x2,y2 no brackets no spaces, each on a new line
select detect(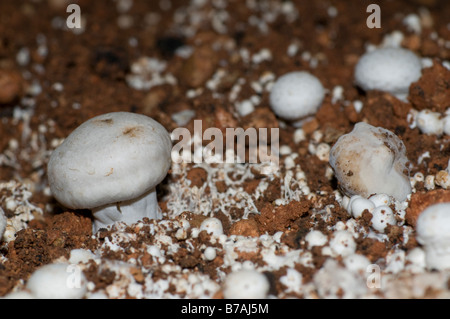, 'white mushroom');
47,112,172,232
222,269,270,299
354,47,422,102
349,196,375,218
416,109,444,136
368,193,392,207
371,205,396,232
416,203,450,270
269,71,325,122
305,230,328,249
329,122,411,202
26,263,87,299
200,217,223,237
329,230,356,257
